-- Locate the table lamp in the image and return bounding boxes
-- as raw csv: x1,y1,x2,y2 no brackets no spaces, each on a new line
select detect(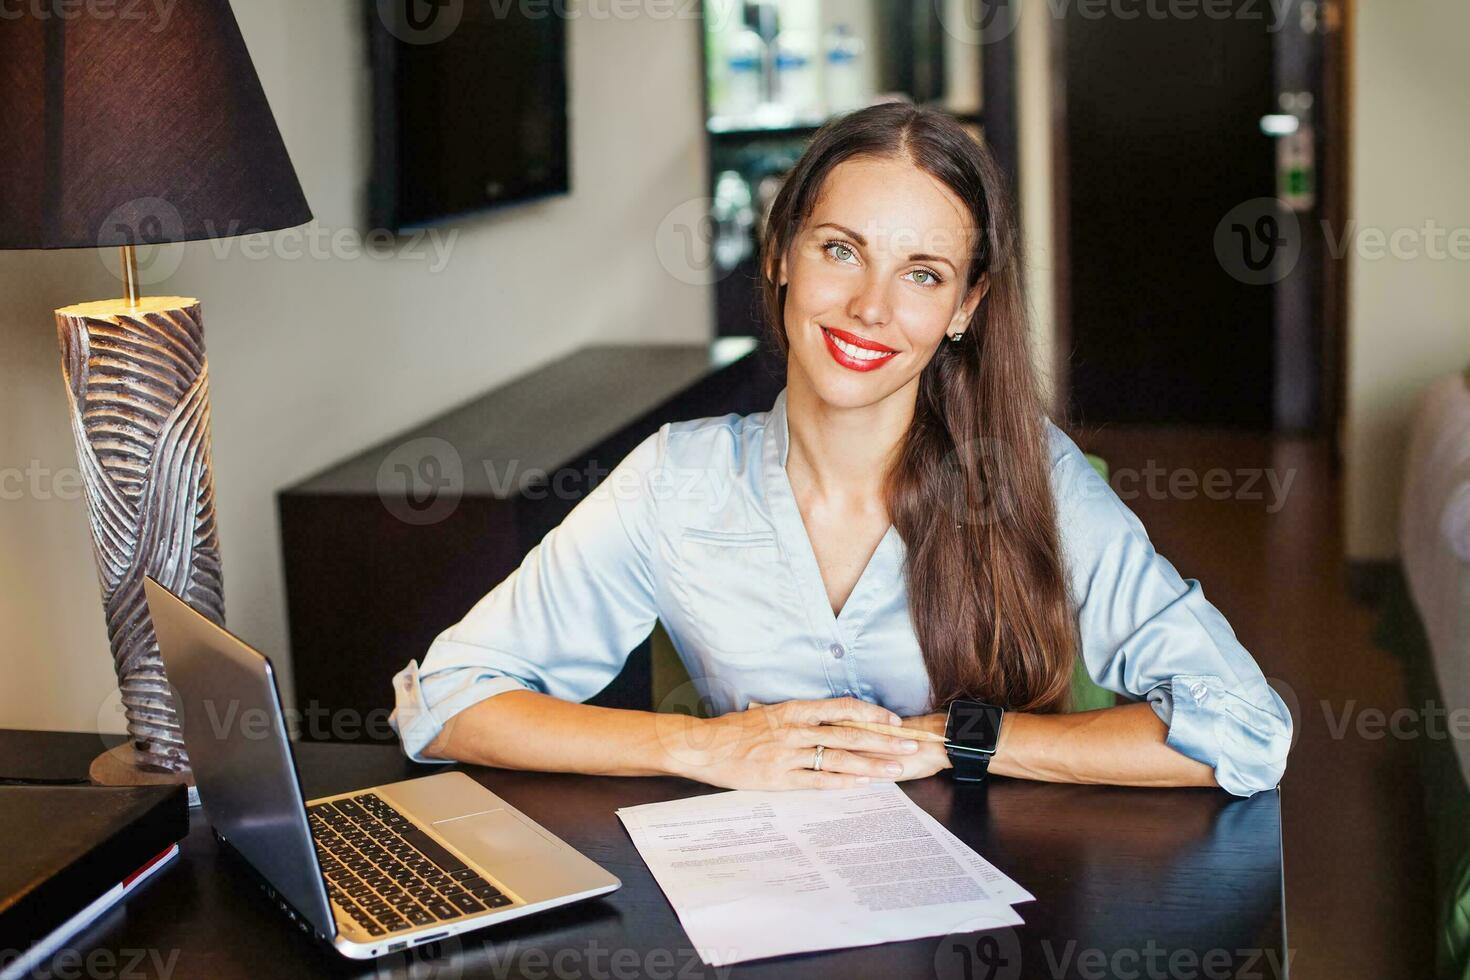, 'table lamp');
0,2,312,794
